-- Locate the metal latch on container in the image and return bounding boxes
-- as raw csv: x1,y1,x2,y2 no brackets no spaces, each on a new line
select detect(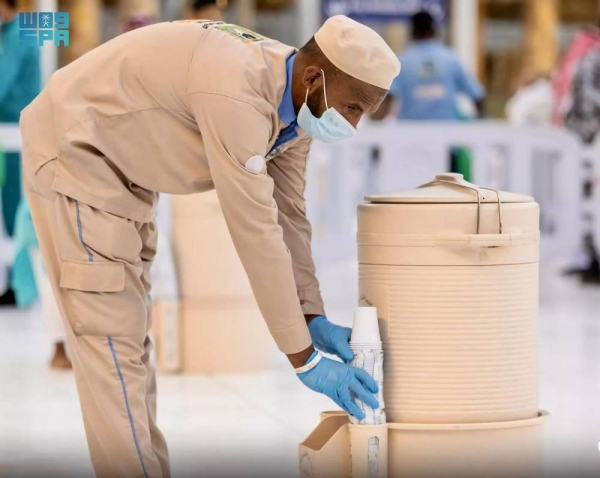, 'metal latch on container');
418,173,503,237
